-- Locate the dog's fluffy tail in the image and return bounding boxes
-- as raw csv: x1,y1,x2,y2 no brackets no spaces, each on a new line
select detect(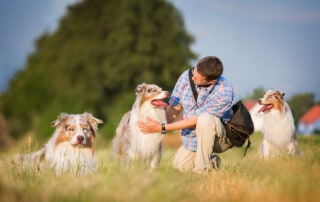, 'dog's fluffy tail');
18,147,46,171
112,111,131,159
